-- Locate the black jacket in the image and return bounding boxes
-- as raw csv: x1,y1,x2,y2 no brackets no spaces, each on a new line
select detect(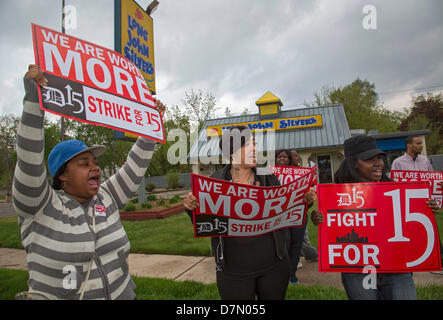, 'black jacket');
187,165,288,273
